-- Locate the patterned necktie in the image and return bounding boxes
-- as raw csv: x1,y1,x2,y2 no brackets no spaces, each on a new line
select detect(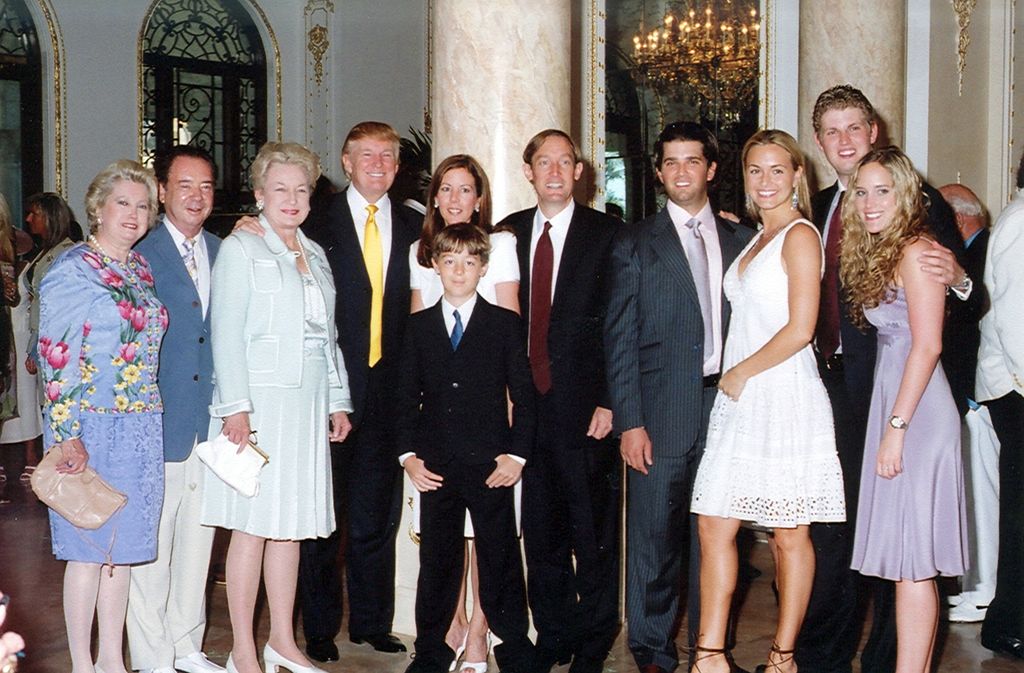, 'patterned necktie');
363,204,383,366
817,193,844,359
181,237,199,287
529,221,554,394
451,309,464,350
682,217,714,363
